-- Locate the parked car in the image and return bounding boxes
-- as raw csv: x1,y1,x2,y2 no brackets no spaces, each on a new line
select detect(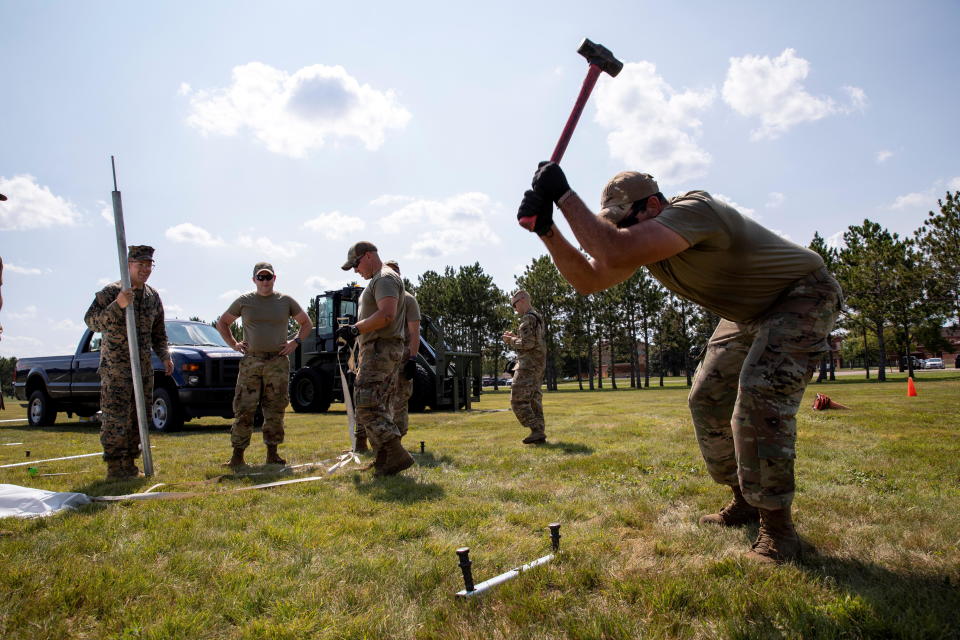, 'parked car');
924,357,945,369
13,320,244,431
